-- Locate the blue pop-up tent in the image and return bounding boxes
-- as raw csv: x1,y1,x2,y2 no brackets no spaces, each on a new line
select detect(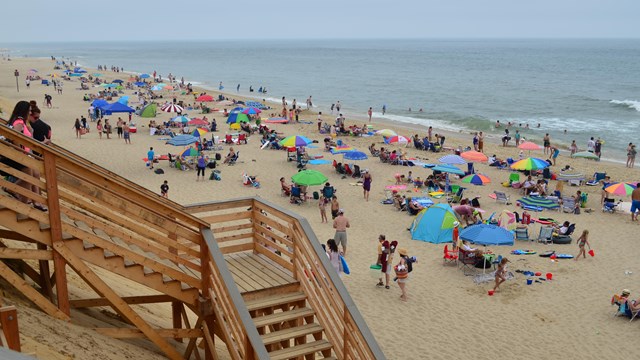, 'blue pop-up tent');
410,203,458,243
102,102,135,115
91,99,108,109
